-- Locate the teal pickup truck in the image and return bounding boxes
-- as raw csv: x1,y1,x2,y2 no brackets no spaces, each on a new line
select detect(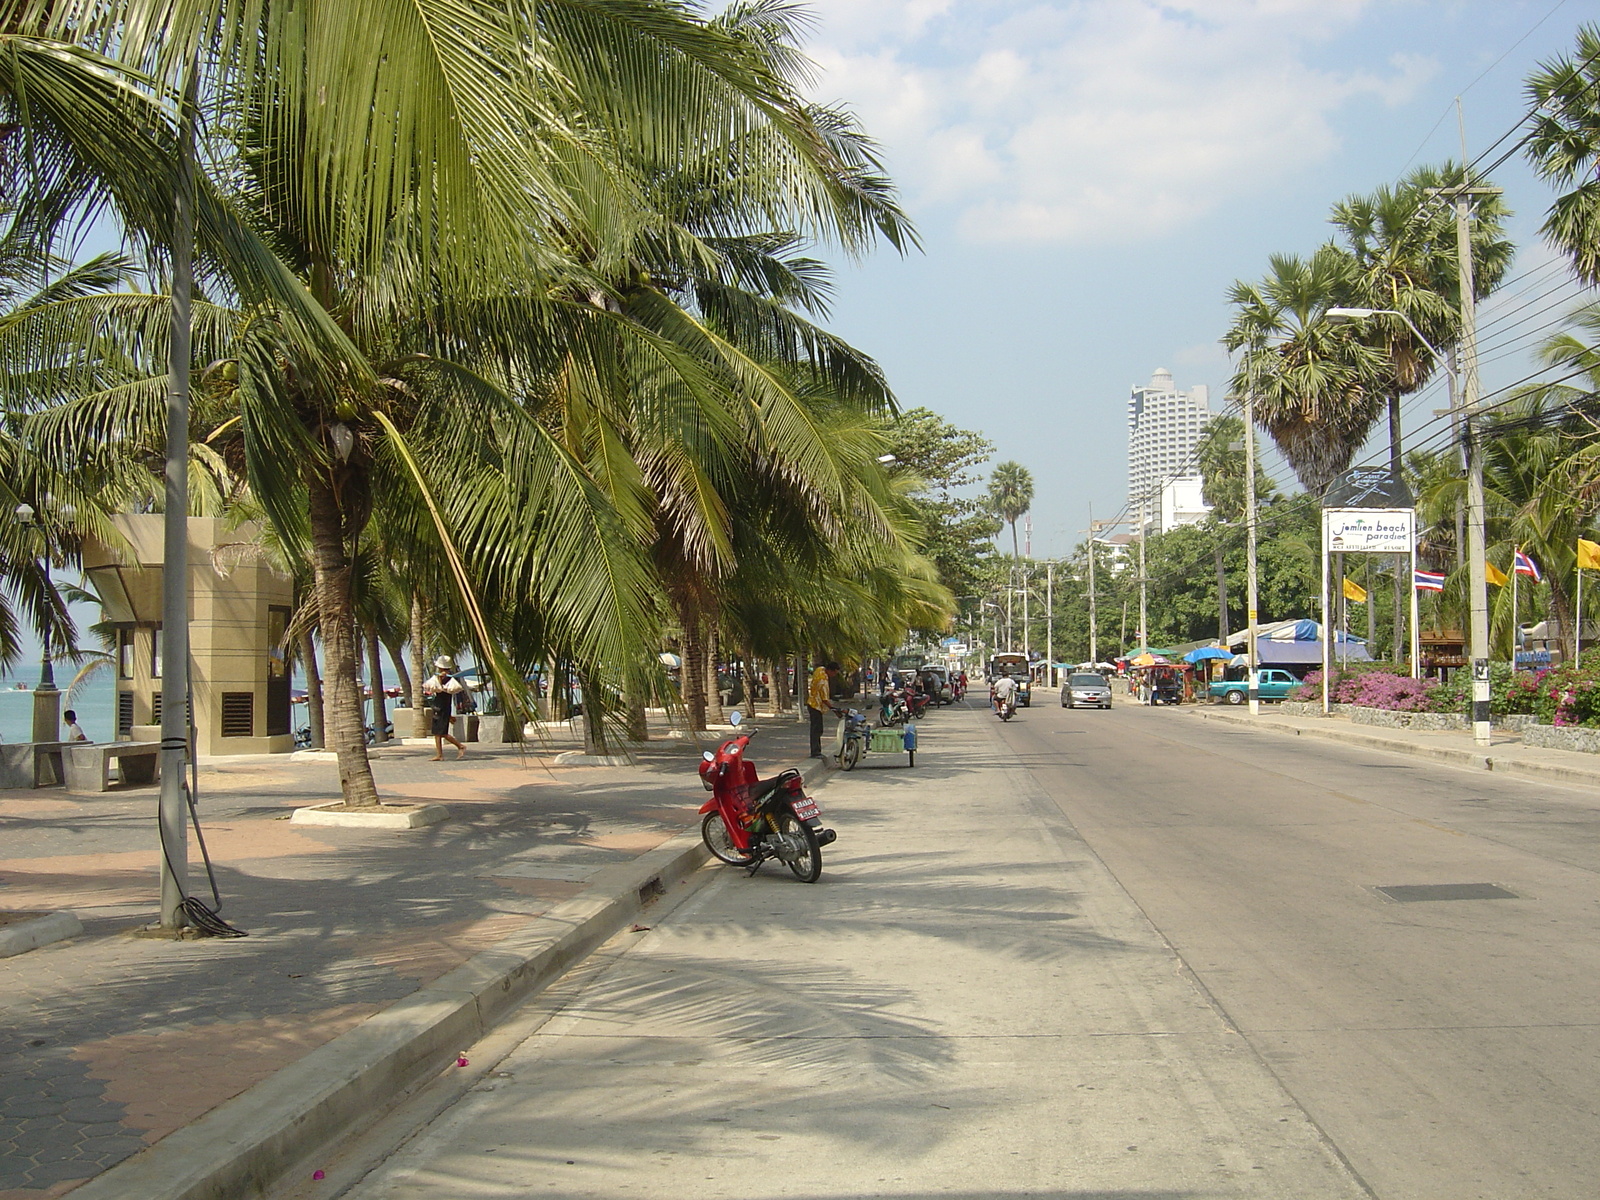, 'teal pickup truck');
1208,668,1301,705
